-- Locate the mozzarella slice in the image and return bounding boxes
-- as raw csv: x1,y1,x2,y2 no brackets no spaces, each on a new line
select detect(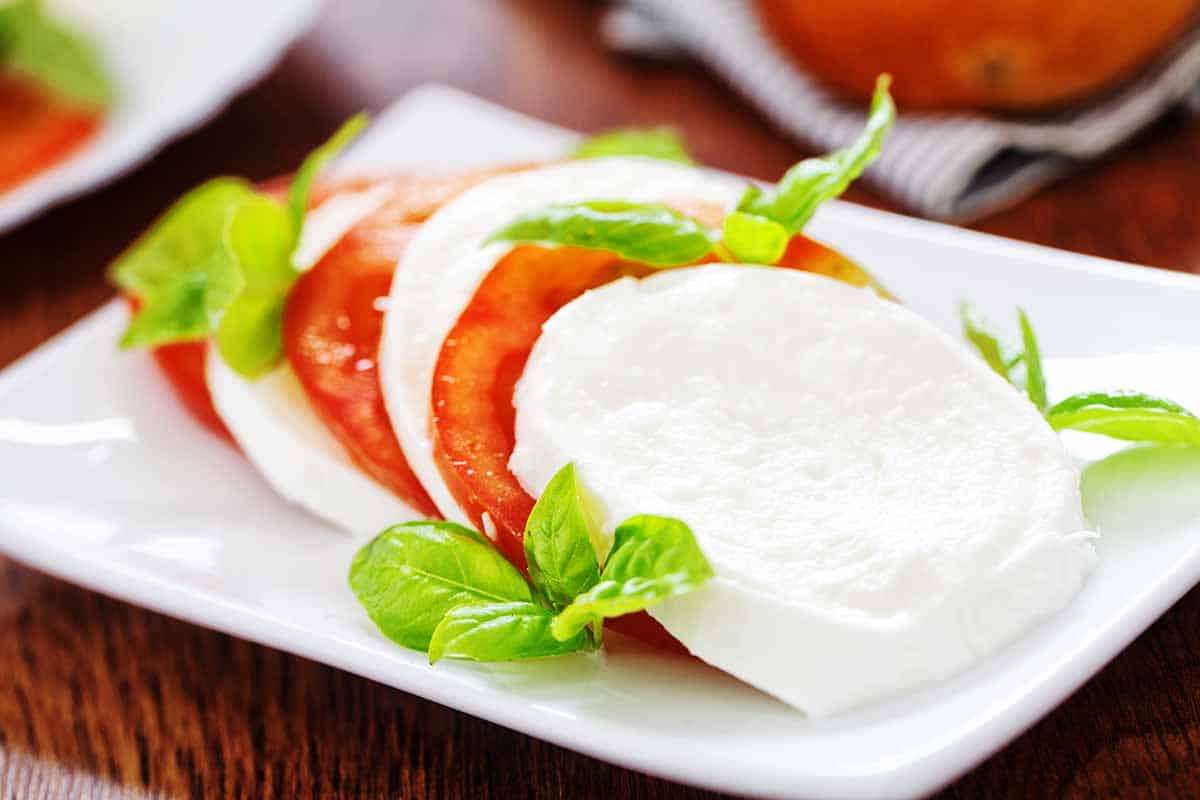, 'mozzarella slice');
208,354,416,534
207,184,419,535
509,265,1098,715
378,157,745,522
